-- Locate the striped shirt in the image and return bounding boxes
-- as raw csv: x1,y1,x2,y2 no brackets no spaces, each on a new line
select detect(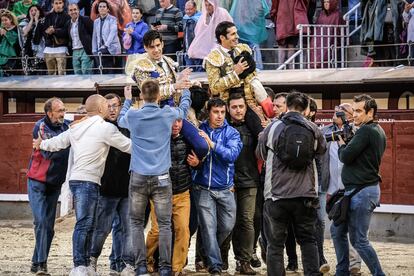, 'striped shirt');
155,5,183,44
